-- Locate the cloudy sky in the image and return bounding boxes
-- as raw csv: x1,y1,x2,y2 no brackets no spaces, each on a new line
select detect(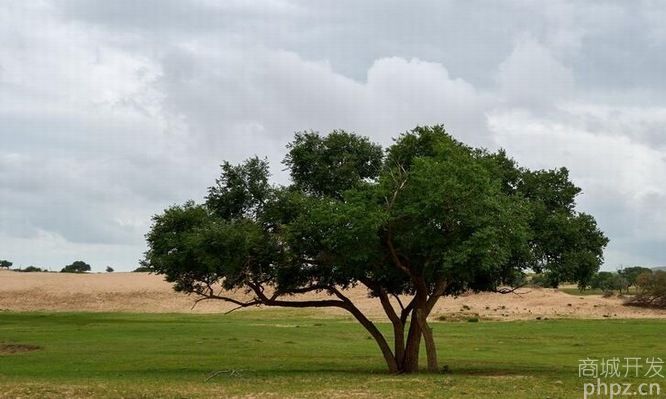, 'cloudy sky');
1,1,665,271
